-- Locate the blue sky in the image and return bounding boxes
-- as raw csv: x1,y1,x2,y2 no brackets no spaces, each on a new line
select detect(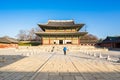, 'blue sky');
0,0,120,39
